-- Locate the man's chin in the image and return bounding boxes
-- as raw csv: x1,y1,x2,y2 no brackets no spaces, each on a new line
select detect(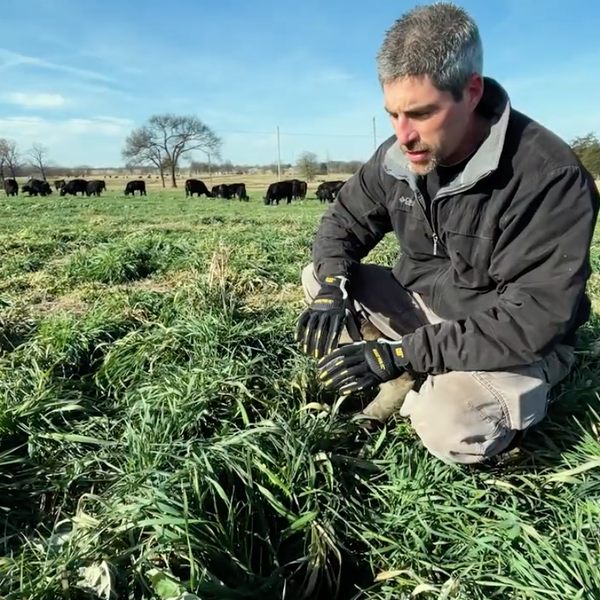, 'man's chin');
408,160,436,175
403,149,438,175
